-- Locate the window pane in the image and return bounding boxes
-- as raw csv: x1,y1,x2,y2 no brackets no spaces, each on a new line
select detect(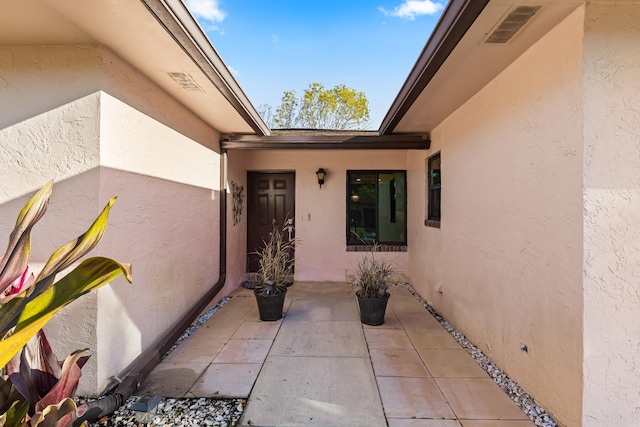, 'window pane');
378,172,406,243
428,153,441,221
347,171,407,245
348,172,377,243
